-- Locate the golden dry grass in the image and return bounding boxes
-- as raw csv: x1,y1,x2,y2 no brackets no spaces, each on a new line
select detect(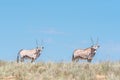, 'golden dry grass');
0,60,120,80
